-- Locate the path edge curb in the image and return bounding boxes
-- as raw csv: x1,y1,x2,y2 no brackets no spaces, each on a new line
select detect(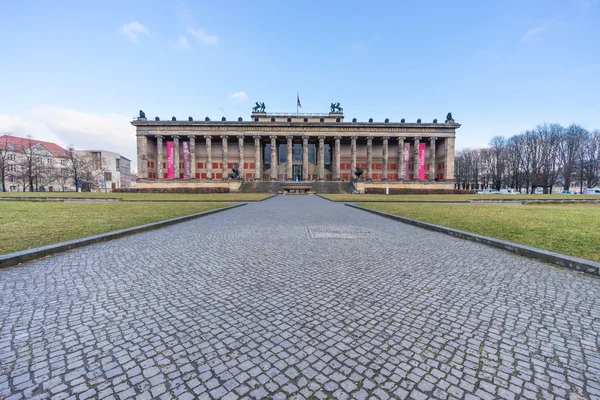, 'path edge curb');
346,203,600,276
0,203,246,270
